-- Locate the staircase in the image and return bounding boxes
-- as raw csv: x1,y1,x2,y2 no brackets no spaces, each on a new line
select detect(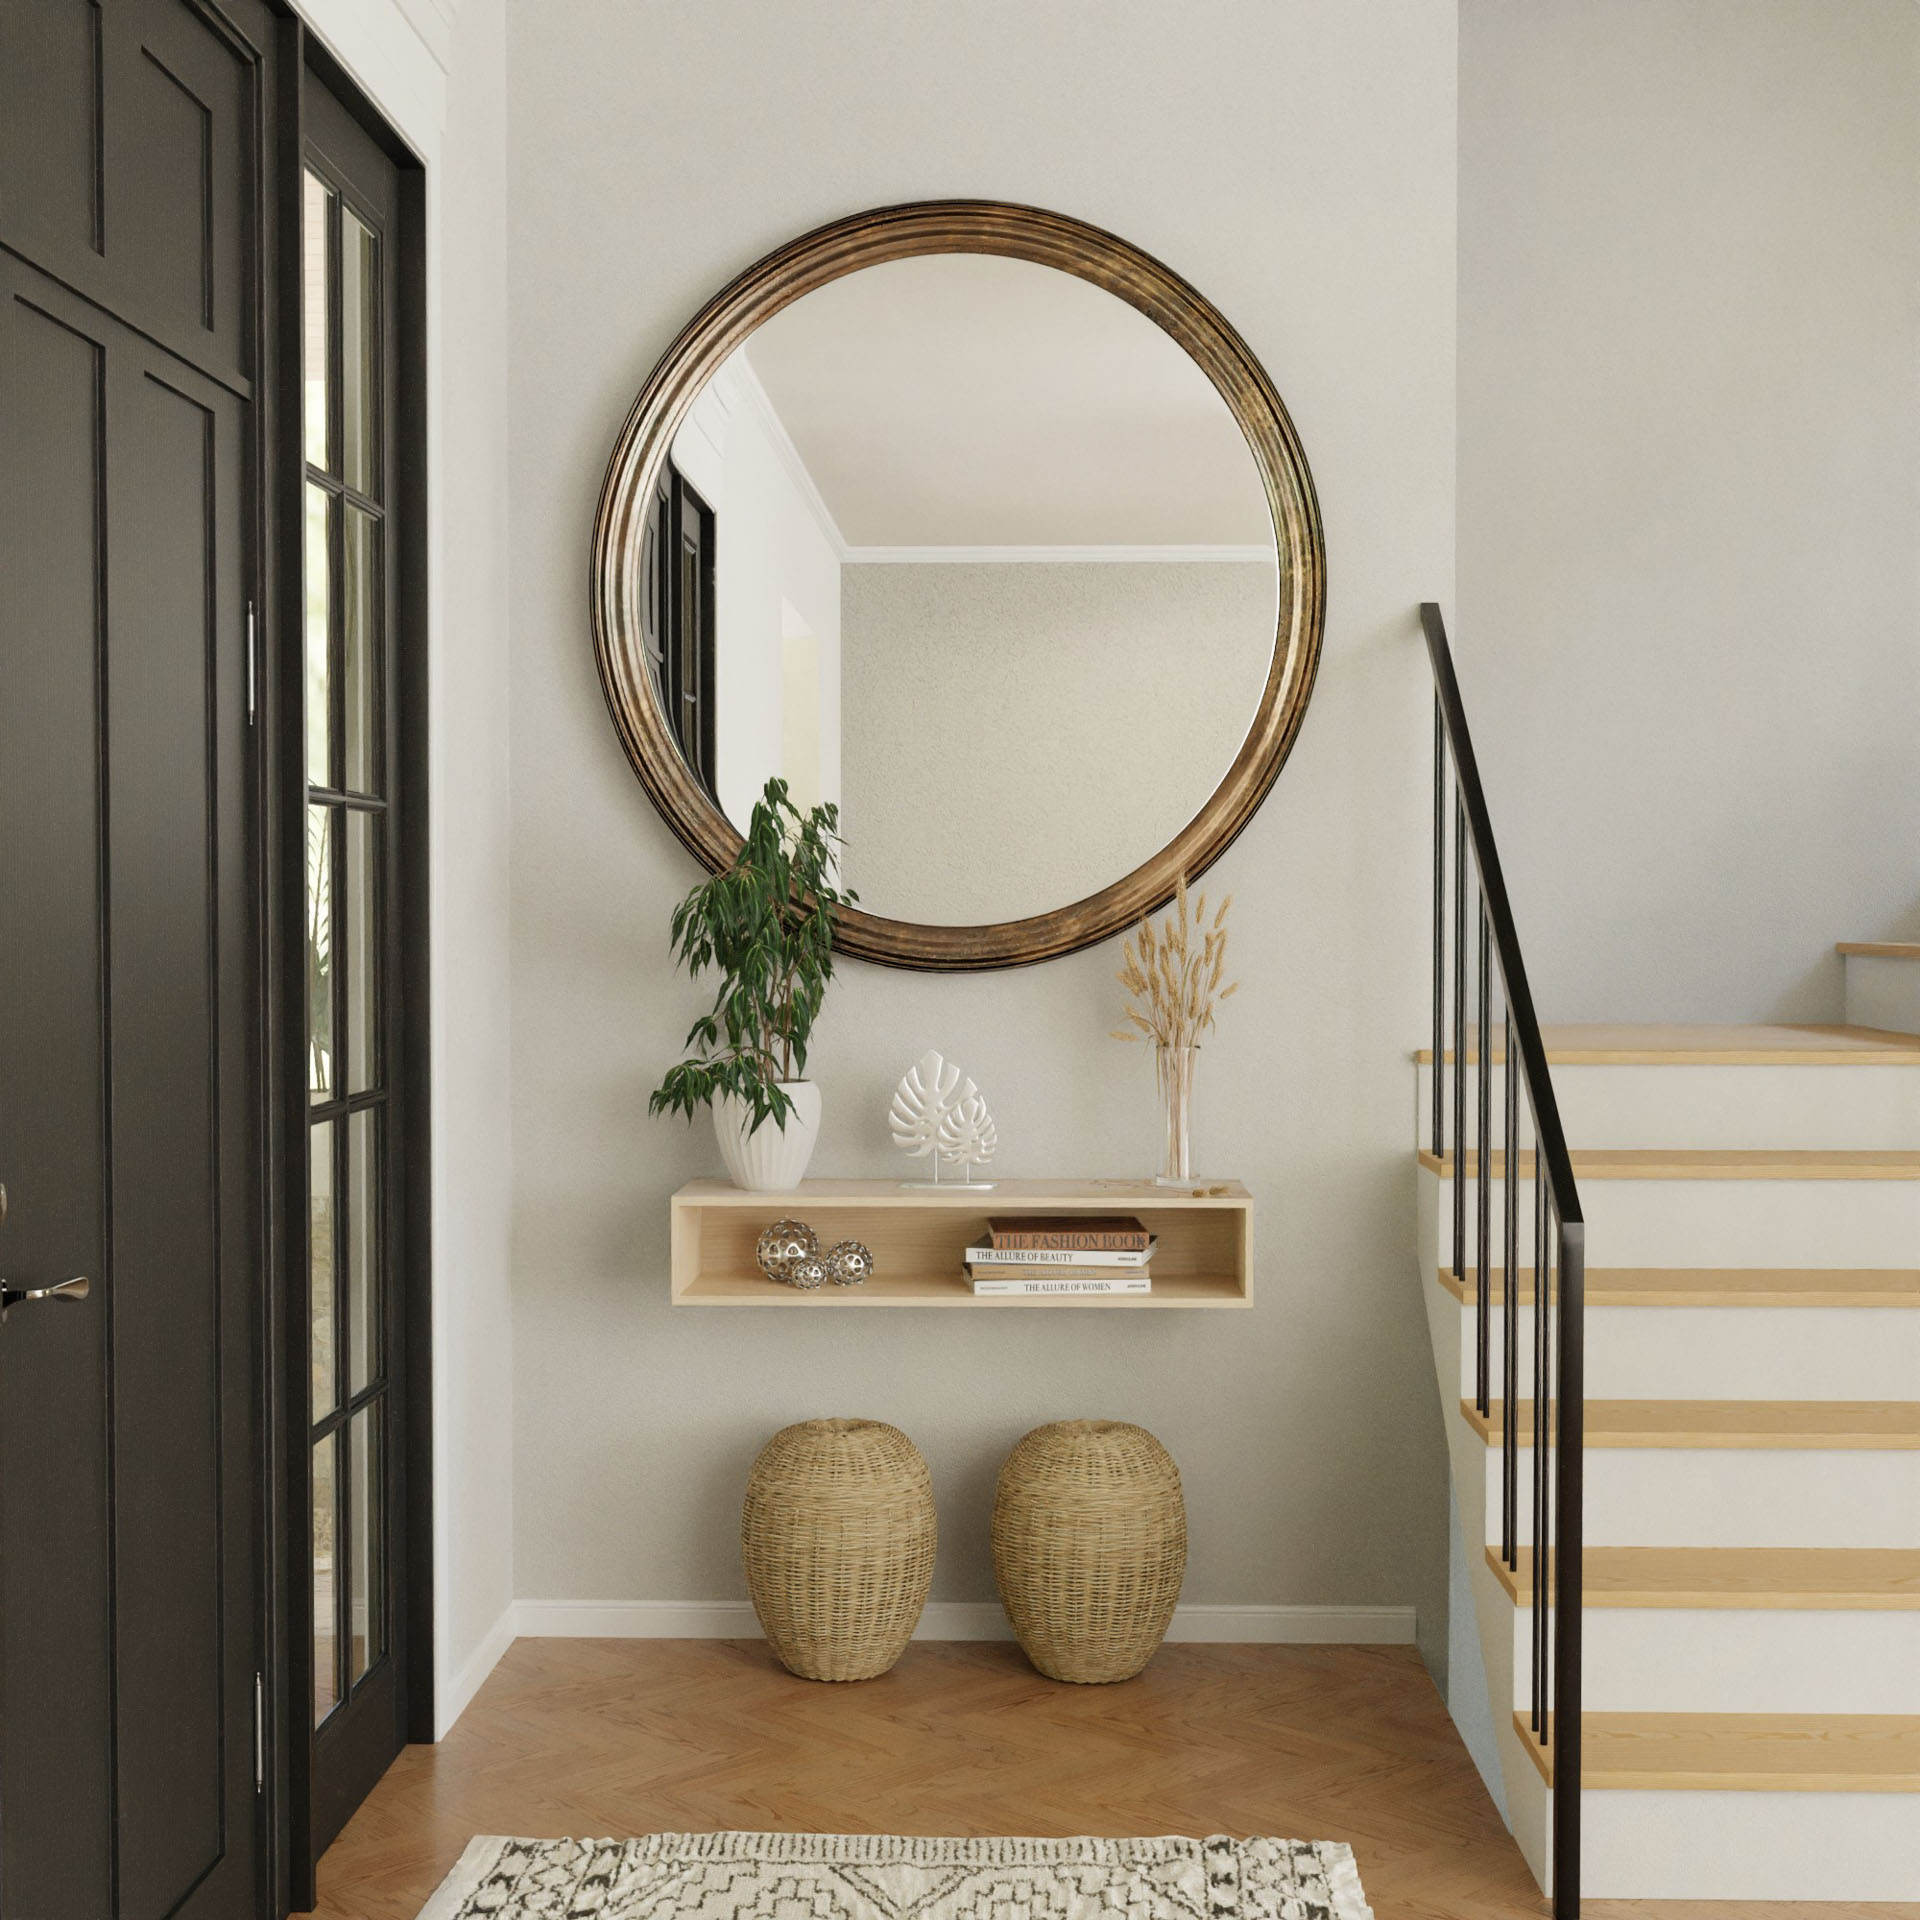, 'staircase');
1417,1021,1920,1901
